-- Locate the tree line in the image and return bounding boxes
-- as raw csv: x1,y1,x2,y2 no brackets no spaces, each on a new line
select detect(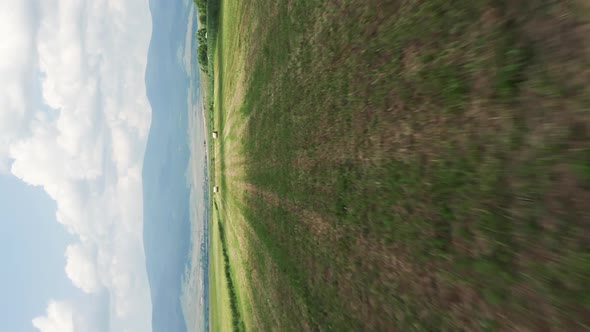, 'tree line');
193,0,208,73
